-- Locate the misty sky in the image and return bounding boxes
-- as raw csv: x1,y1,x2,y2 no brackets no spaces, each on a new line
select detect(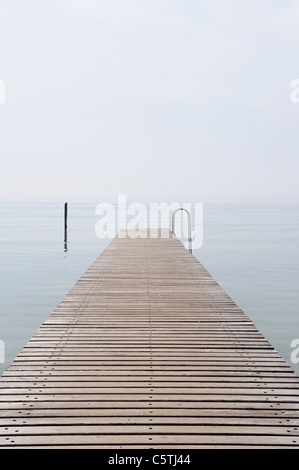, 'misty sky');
0,0,299,202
